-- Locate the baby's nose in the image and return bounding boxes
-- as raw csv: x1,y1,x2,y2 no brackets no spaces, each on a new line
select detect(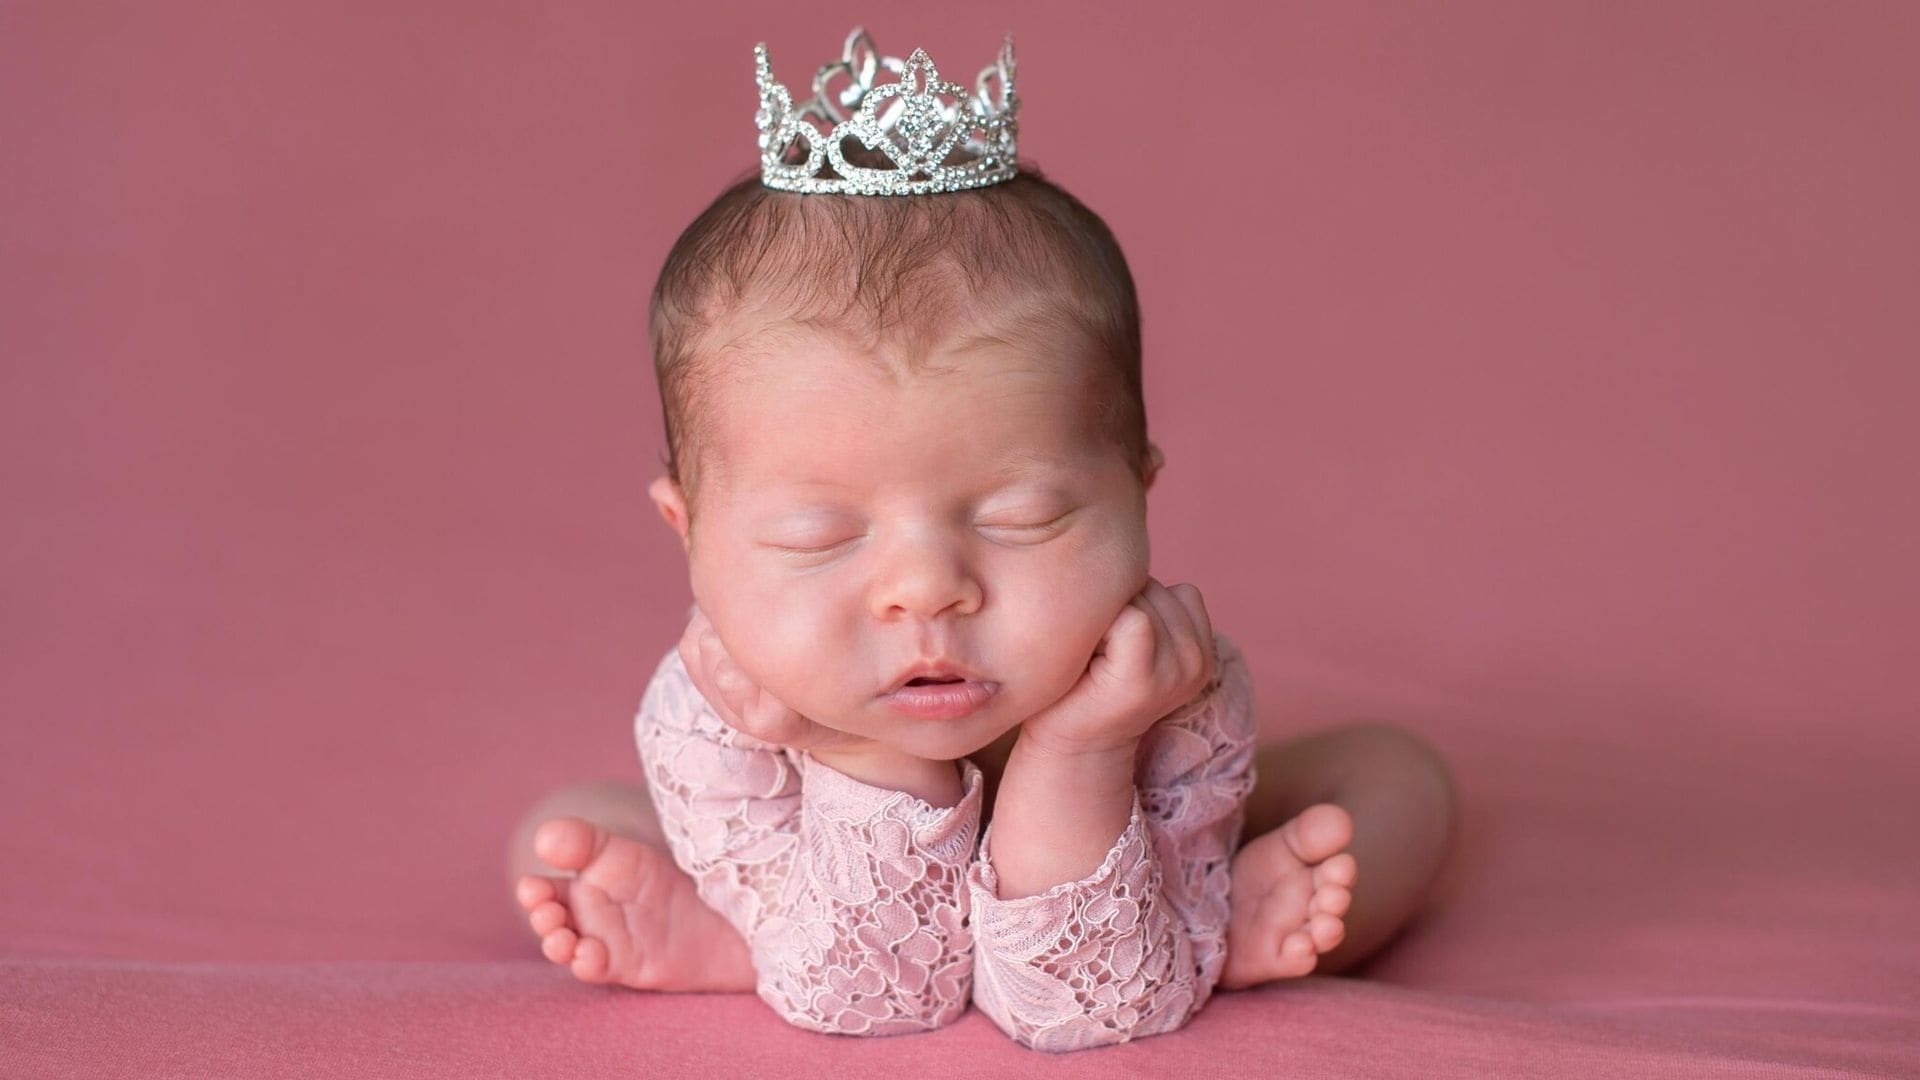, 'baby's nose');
870,541,983,620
